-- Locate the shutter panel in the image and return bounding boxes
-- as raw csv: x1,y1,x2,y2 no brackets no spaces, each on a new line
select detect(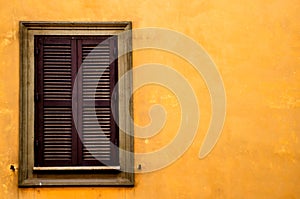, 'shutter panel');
35,36,118,167
78,37,119,166
35,37,77,166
